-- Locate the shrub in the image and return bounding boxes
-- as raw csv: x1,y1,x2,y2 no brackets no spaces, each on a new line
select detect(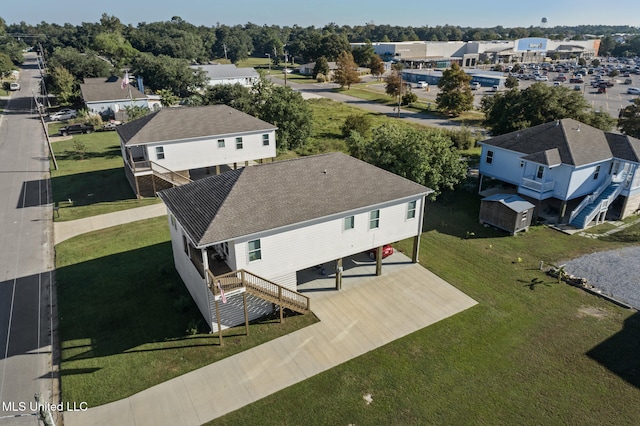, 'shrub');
186,318,201,335
341,114,372,139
